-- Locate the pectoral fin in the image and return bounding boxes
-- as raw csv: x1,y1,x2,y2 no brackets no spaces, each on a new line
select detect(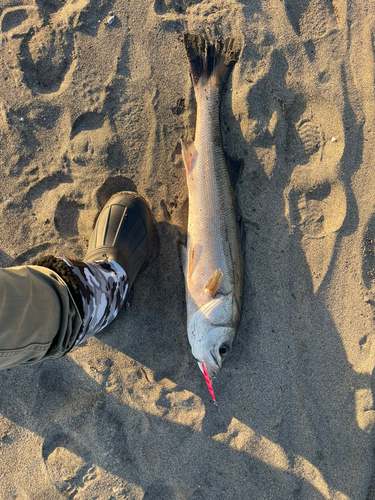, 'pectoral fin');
205,269,223,298
188,246,195,278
